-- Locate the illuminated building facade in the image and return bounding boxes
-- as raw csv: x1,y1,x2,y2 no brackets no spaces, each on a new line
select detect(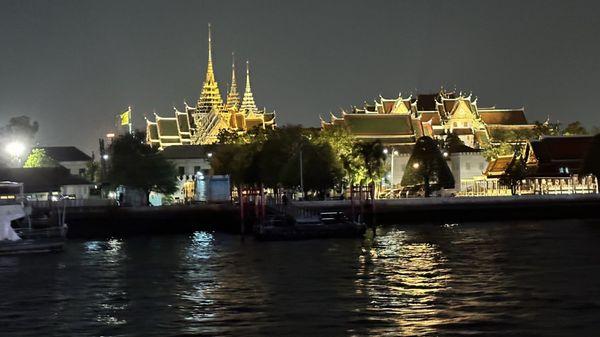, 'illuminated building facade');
146,25,276,148
321,90,533,149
